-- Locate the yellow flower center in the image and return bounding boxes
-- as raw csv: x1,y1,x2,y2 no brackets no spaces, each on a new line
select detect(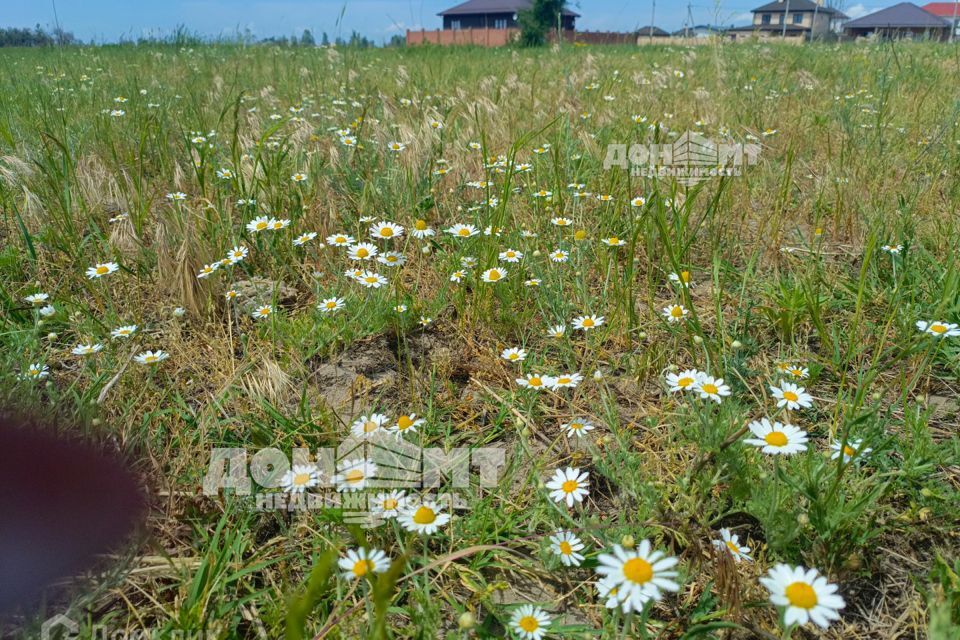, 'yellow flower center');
363,420,379,433
582,318,595,327
352,559,371,577
782,391,799,402
380,228,393,237
701,383,718,395
765,431,788,447
725,540,740,554
528,377,542,387
570,422,583,431
415,220,427,230
382,498,398,510
487,270,502,281
609,236,619,244
623,557,653,584
556,377,571,385
256,222,268,230
96,265,109,275
345,469,365,484
677,376,694,388
144,355,158,363
326,302,336,309
931,324,947,334
561,479,579,493
458,228,470,237
559,541,572,555
364,276,378,284
508,353,519,360
671,306,684,318
397,415,414,430
294,473,311,485
518,616,539,632
356,248,369,258
412,506,436,525
785,581,818,609
843,445,856,457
